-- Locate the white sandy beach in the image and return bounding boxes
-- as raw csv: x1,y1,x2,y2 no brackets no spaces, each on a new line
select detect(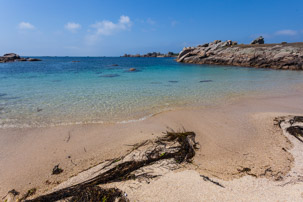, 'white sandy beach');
1,85,303,201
